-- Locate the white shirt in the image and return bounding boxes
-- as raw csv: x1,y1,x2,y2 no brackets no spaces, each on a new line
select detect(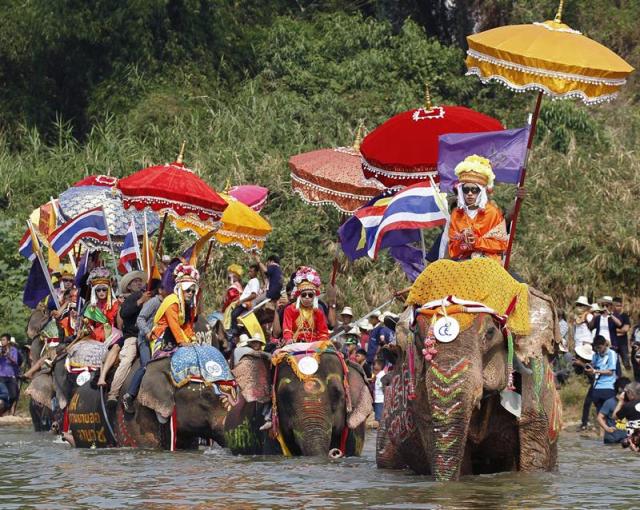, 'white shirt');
574,313,593,347
374,370,385,404
240,277,260,303
599,316,611,341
